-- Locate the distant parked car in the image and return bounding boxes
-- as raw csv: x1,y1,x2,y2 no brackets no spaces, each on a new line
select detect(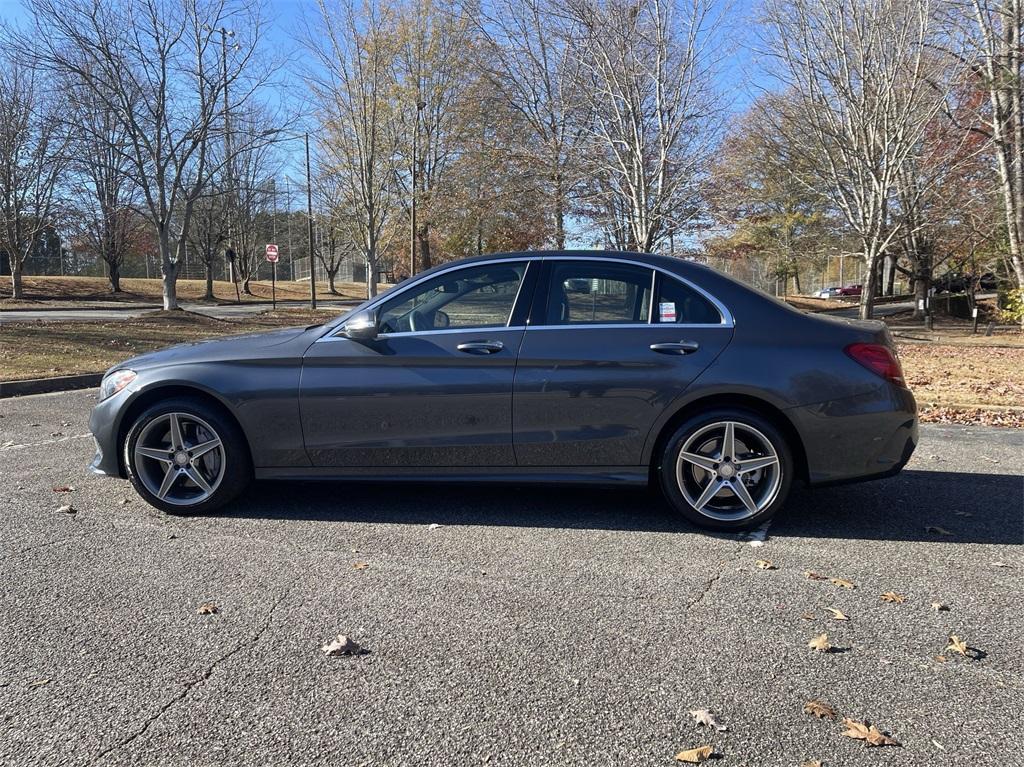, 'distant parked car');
816,286,841,299
837,284,862,297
